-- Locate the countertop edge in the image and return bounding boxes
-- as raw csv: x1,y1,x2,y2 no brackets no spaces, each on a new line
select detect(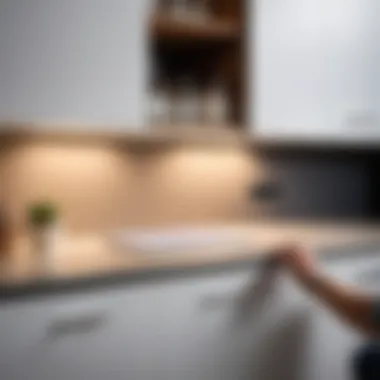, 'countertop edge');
1,241,380,303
